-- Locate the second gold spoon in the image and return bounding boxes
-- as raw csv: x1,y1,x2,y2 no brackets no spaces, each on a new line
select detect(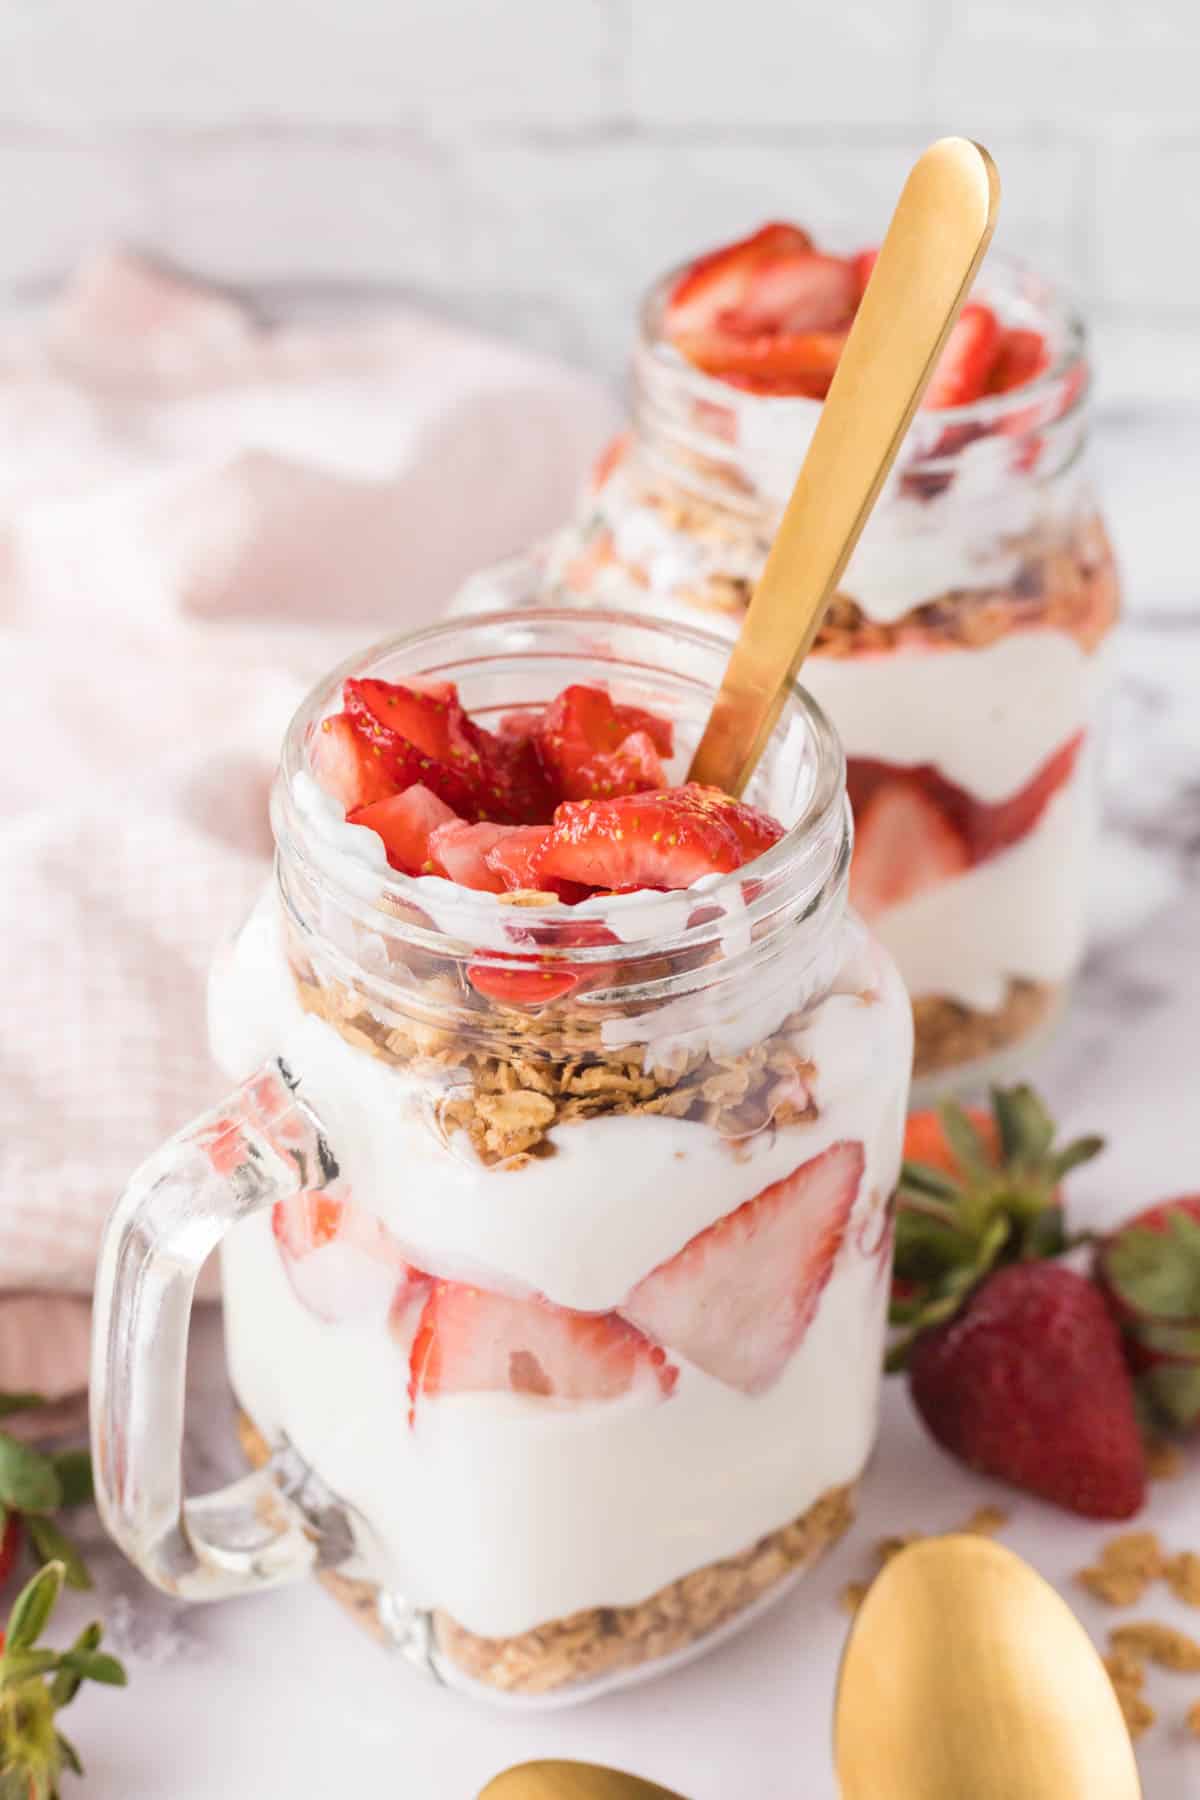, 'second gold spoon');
689,135,999,795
